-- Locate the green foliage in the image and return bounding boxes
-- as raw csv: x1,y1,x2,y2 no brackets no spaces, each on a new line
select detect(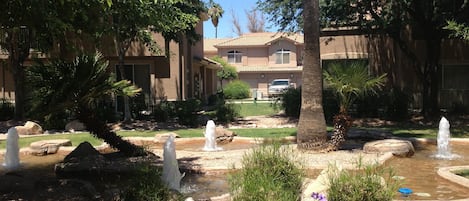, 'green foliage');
281,87,302,118
323,61,386,114
152,100,176,122
212,56,238,82
122,165,182,201
215,103,240,124
174,99,202,127
327,160,400,201
445,21,469,41
229,143,304,201
223,80,251,99
0,99,14,121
